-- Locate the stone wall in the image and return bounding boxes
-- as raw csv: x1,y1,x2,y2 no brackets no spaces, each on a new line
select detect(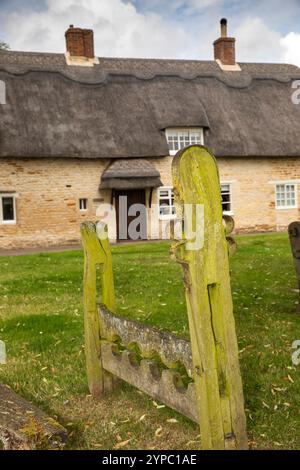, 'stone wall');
0,156,300,249
152,156,300,234
0,158,110,249
218,157,300,232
